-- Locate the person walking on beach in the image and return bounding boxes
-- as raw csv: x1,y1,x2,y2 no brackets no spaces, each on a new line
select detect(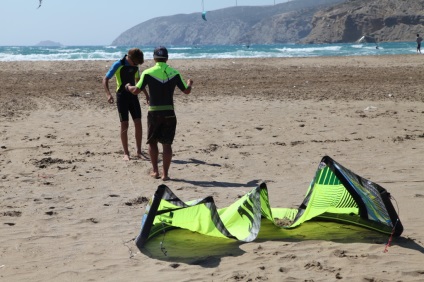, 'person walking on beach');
126,46,193,180
102,48,149,161
417,34,423,54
